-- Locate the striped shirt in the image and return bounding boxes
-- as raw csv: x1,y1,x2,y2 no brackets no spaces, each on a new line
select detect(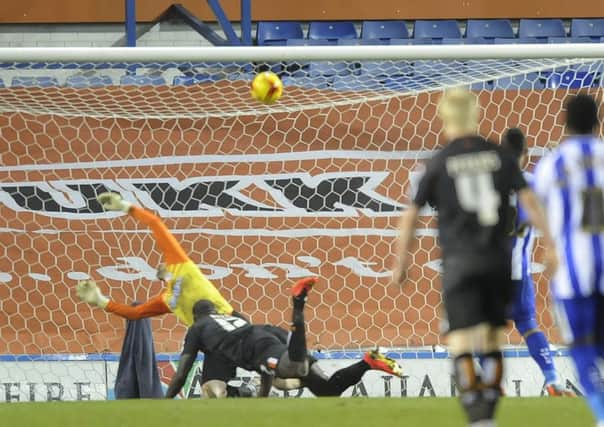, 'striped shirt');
533,136,604,299
511,172,535,281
